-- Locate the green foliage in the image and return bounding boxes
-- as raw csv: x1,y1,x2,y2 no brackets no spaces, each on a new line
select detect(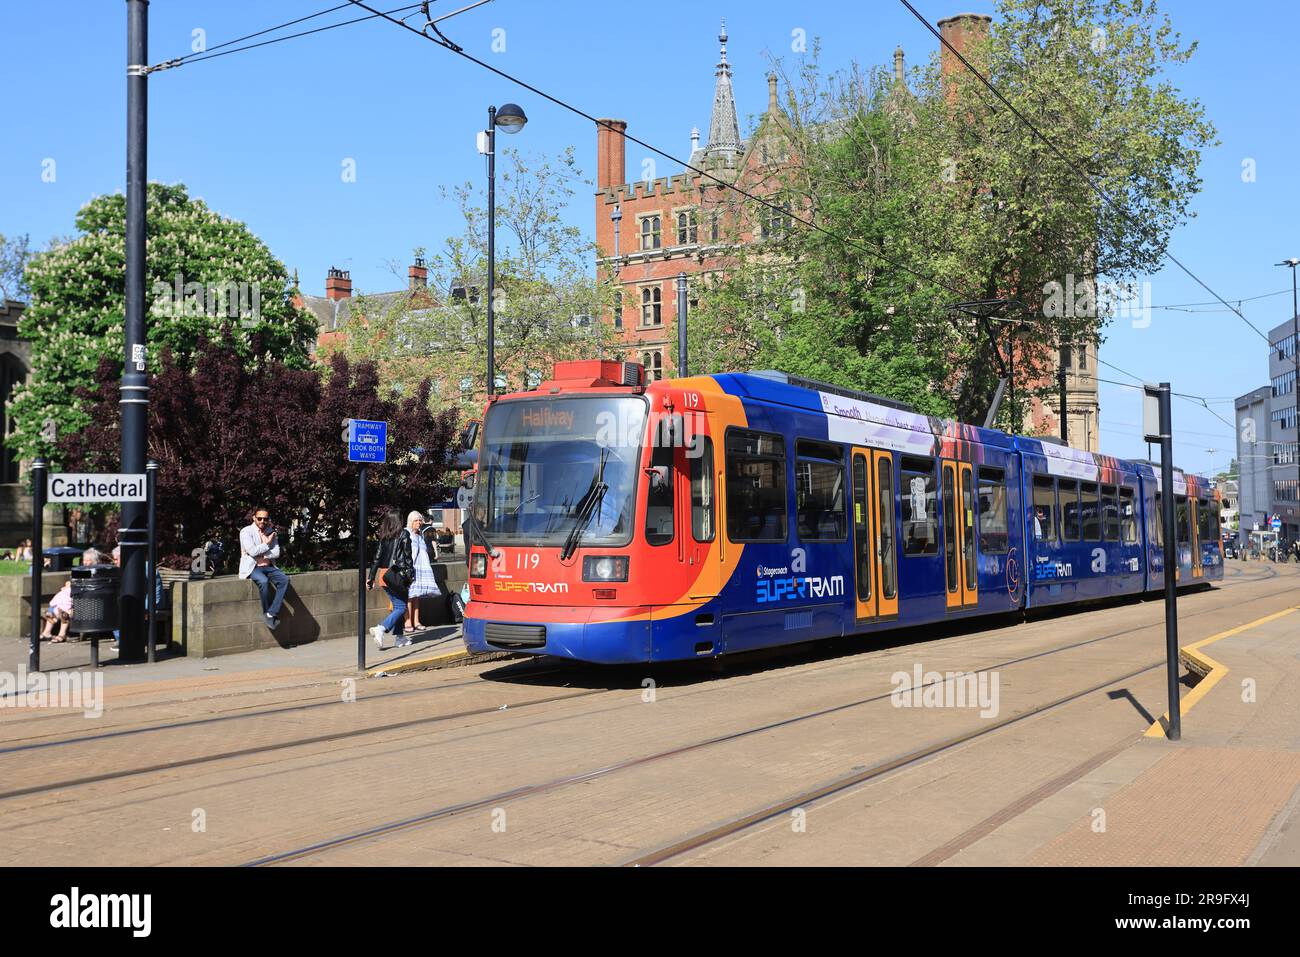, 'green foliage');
8,182,318,465
690,0,1215,427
